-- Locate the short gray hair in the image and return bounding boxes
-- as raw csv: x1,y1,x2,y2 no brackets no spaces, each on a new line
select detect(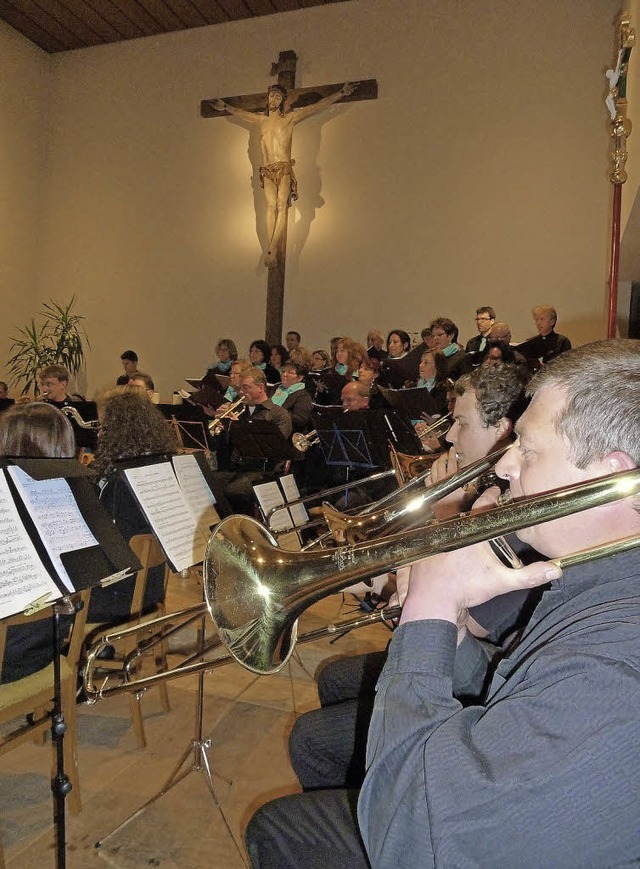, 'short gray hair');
530,339,640,468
